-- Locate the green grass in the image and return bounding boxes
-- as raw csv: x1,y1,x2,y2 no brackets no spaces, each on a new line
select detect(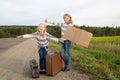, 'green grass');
48,36,120,80
71,45,120,80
